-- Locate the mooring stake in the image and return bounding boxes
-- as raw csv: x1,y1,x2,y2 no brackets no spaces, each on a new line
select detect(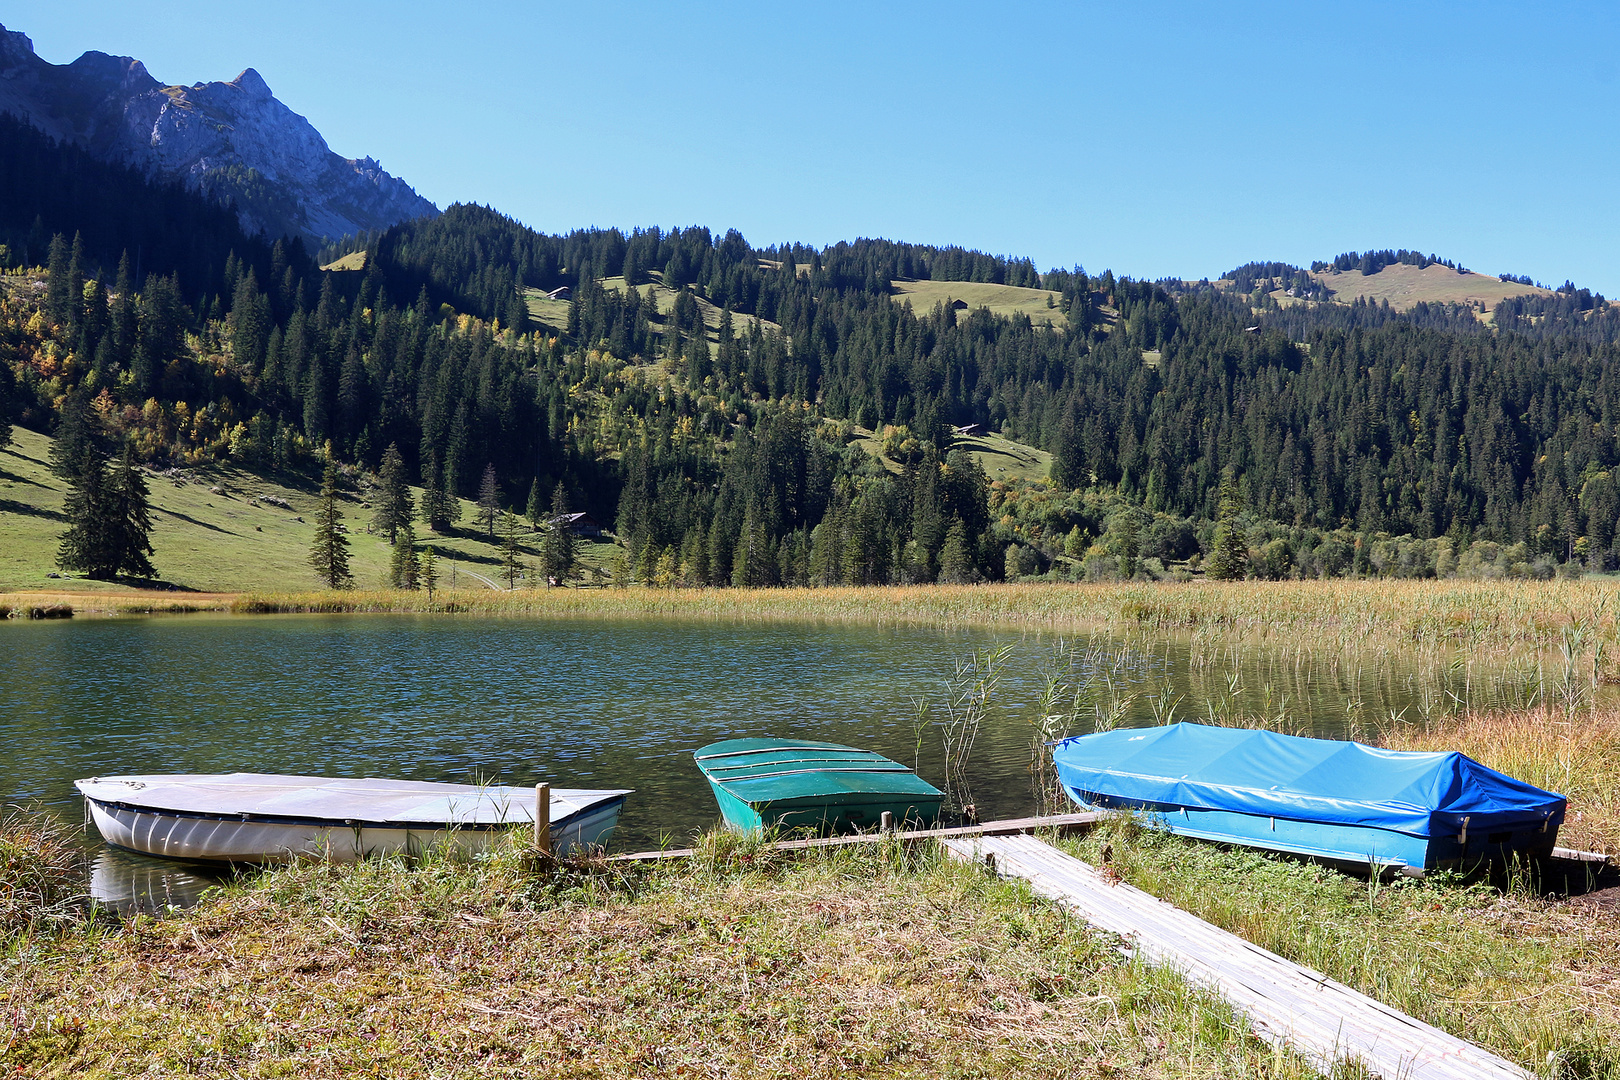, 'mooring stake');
535,782,551,855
